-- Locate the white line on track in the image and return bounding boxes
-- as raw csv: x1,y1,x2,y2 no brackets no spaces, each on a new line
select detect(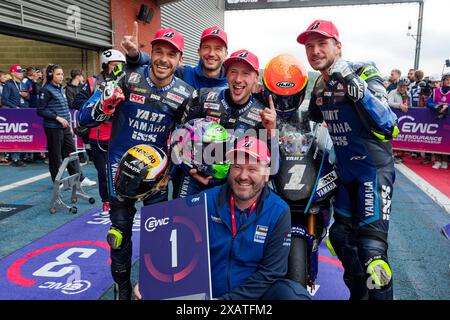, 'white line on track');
395,163,450,214
0,172,50,193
